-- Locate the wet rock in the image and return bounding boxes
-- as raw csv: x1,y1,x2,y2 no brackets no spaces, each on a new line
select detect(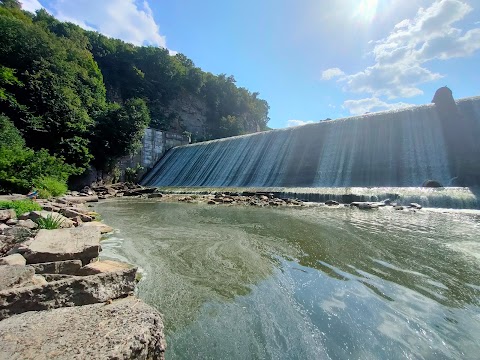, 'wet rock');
422,180,443,188
30,260,83,275
124,187,157,196
409,203,423,210
0,265,35,291
207,200,217,205
0,209,16,222
22,227,101,265
0,267,137,320
394,205,404,210
325,200,340,206
147,193,163,199
0,254,26,266
0,296,166,360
